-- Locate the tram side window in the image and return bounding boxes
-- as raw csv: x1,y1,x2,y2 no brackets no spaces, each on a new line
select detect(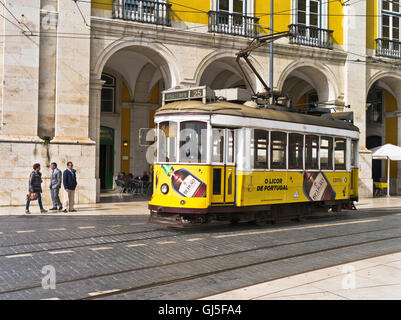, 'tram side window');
271,131,287,169
159,121,177,163
212,128,225,163
320,136,333,170
254,130,268,169
227,129,235,163
335,138,346,170
289,133,303,169
180,121,207,163
305,135,319,170
351,140,358,167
